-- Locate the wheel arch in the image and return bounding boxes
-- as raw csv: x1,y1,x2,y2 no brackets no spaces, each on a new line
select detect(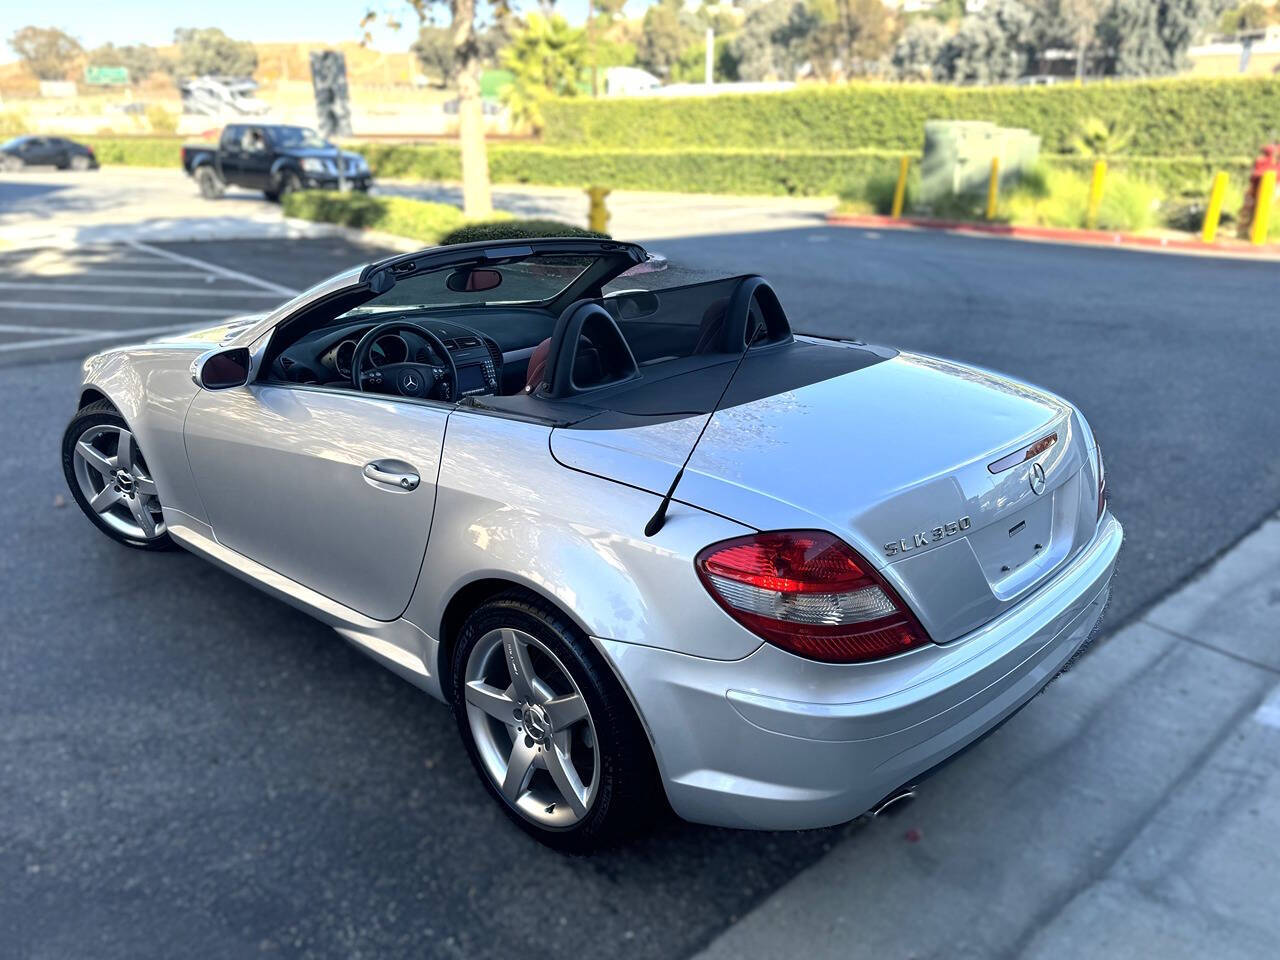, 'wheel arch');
78,386,112,410
434,576,594,697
